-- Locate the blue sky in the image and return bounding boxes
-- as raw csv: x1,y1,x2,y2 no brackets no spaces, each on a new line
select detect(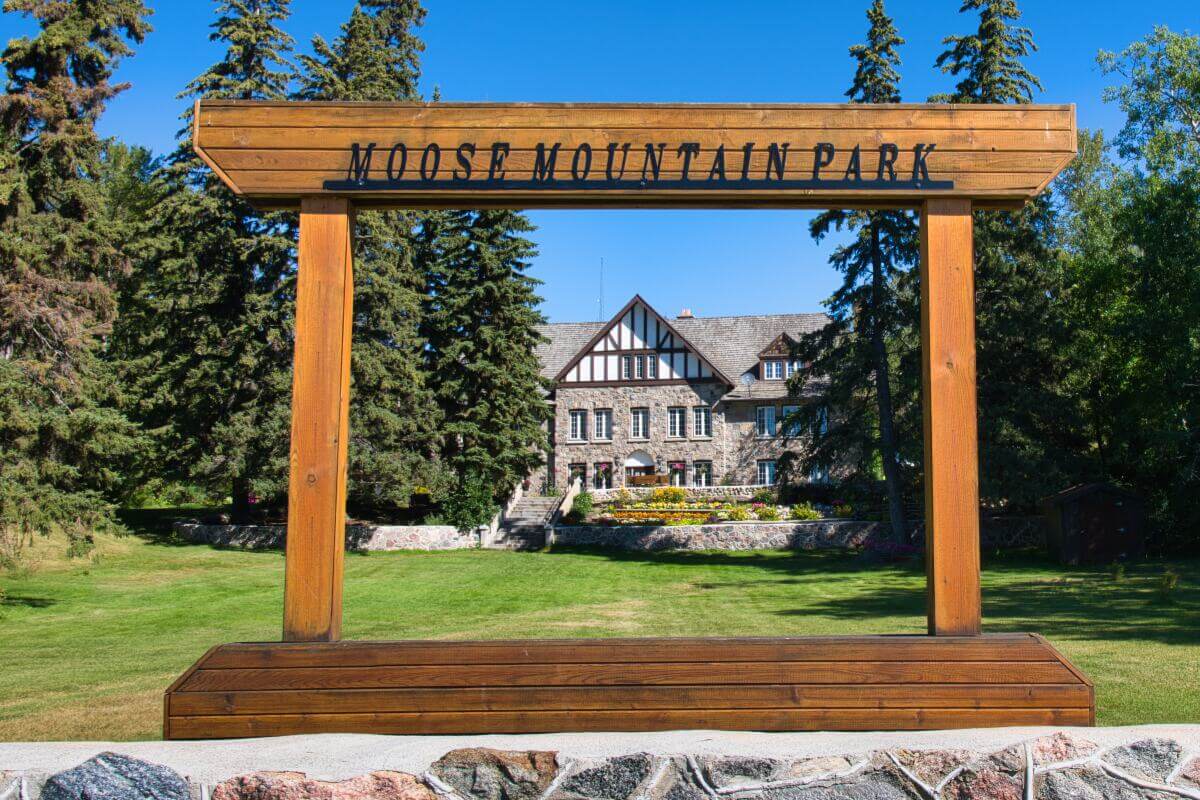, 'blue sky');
3,1,1195,322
